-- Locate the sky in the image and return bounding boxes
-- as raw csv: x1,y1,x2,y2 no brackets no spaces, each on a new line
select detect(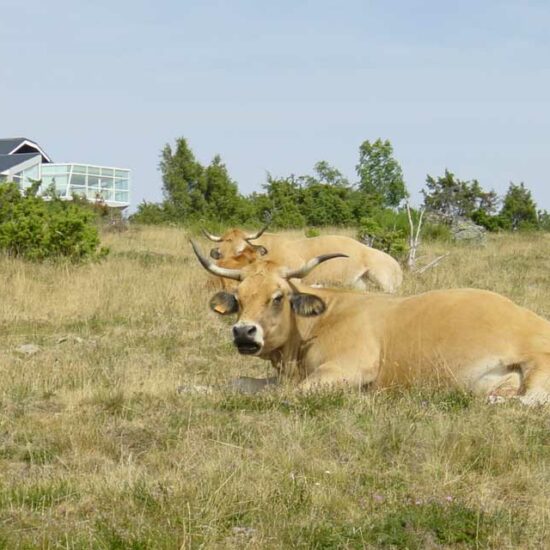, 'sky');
2,0,550,211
